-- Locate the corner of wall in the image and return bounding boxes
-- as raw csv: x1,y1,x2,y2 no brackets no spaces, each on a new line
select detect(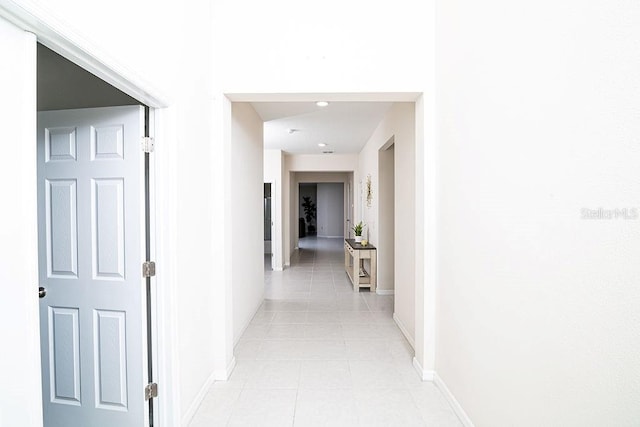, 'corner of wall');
180,371,216,427
433,373,475,427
